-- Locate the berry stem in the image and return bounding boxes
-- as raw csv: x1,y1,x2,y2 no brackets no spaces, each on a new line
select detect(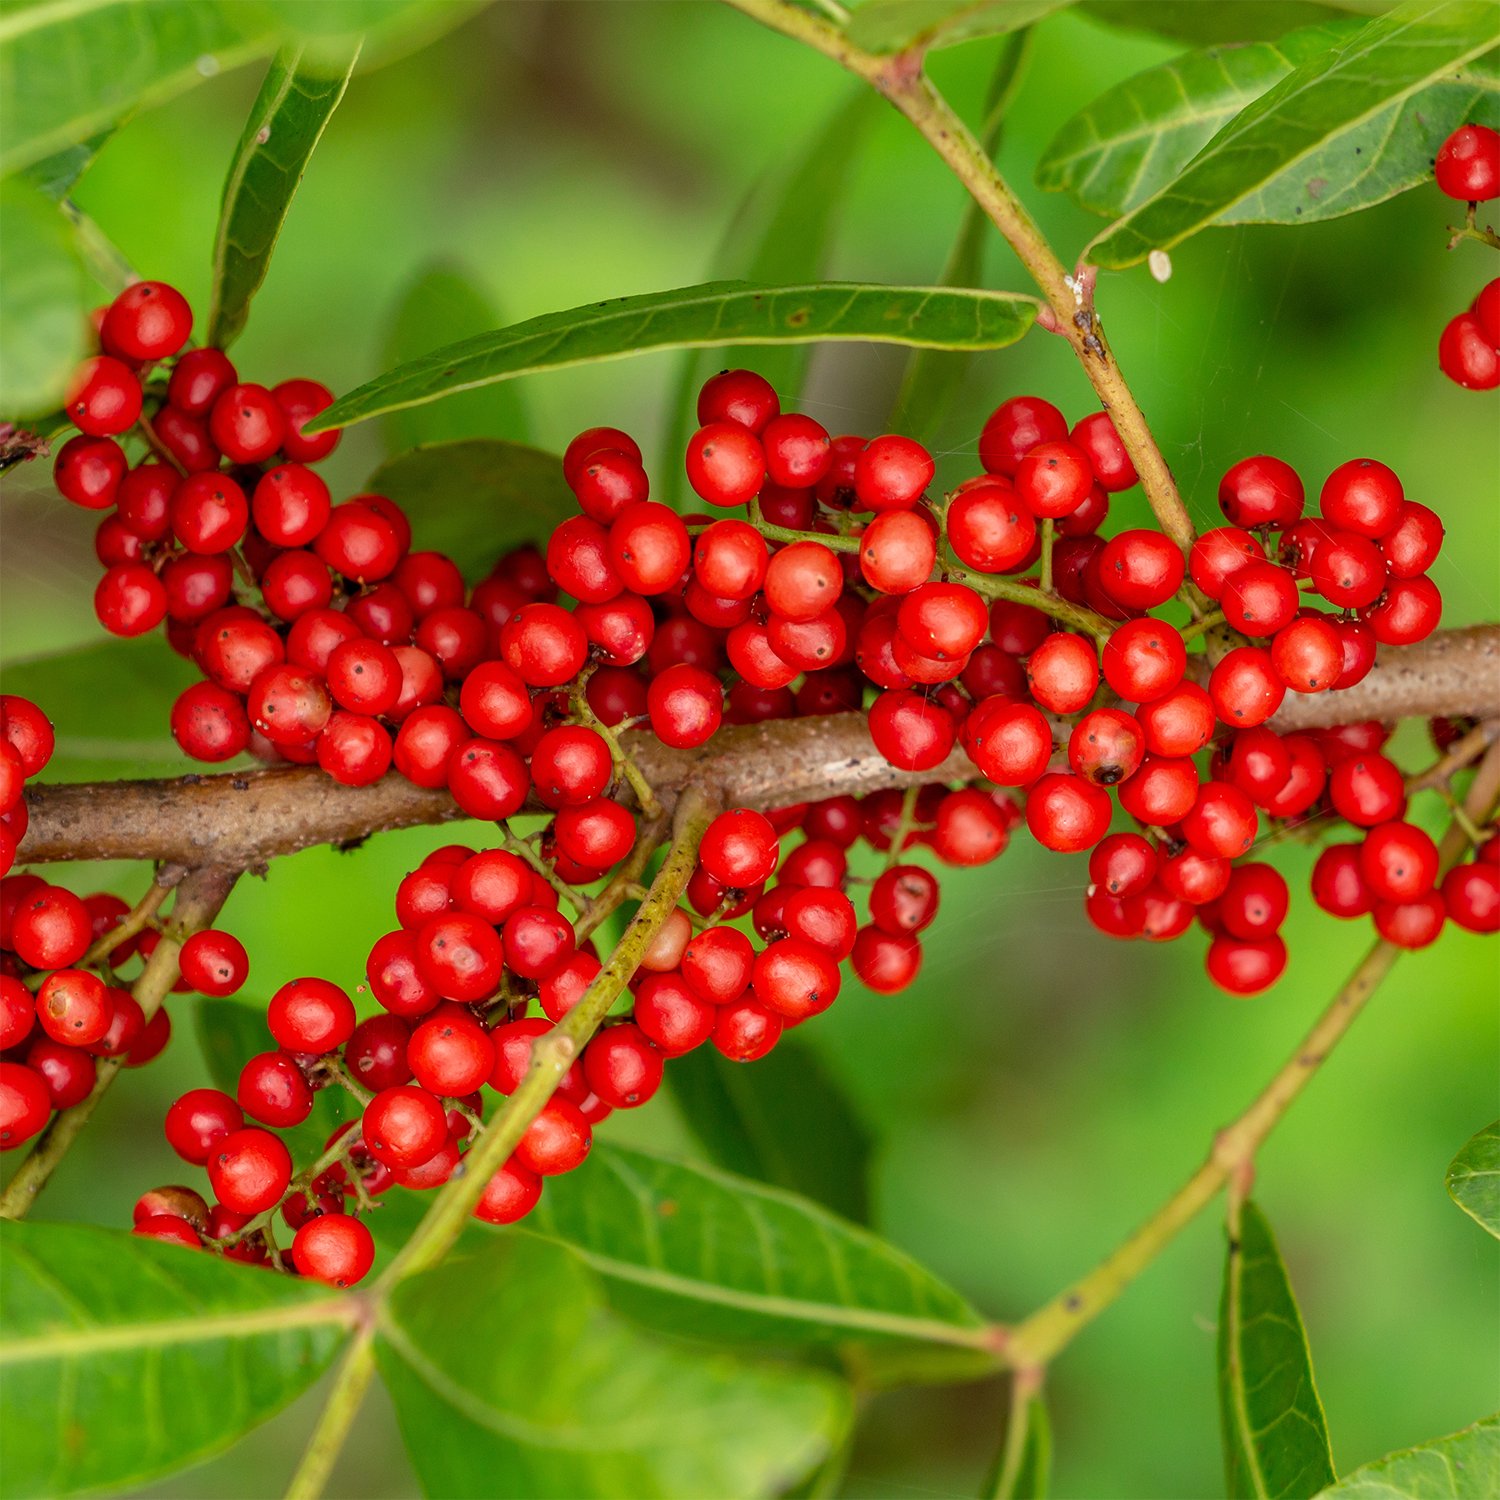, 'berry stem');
0,865,241,1220
135,408,188,477
497,821,588,916
282,1325,378,1500
720,0,1197,557
1038,518,1055,597
81,866,184,966
885,784,922,871
982,1365,1046,1500
1179,610,1226,645
999,738,1500,1371
570,663,665,820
